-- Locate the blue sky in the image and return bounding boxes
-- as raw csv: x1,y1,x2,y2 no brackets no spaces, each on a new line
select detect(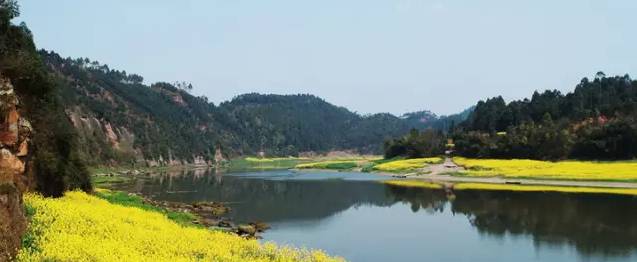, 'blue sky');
18,0,637,115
